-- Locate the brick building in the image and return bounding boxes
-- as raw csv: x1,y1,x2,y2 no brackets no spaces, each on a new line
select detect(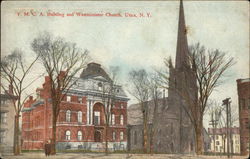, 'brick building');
21,63,129,151
237,78,250,156
127,0,196,153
